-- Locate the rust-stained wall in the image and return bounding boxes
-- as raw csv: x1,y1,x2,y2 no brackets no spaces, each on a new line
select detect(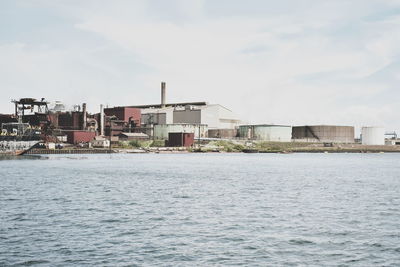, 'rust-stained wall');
168,132,194,147
208,129,237,139
58,112,82,130
104,107,141,126
292,125,355,143
64,131,96,144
